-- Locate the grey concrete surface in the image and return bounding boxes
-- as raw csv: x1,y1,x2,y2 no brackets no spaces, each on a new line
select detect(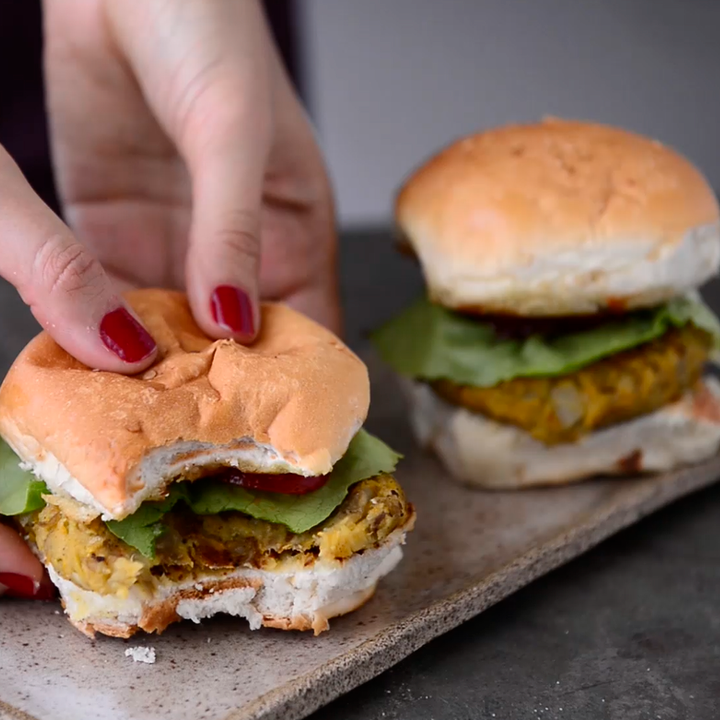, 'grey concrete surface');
335,231,720,720
310,484,720,720
1,229,719,719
